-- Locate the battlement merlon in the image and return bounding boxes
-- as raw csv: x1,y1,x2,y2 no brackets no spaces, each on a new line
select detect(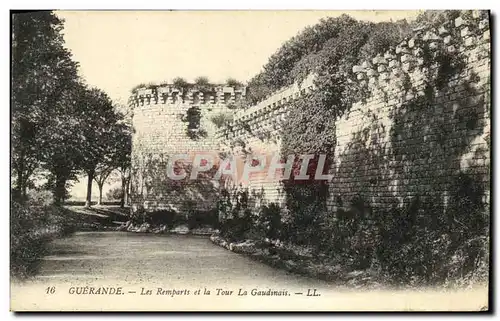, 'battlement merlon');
130,83,247,107
215,10,490,140
351,11,490,90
